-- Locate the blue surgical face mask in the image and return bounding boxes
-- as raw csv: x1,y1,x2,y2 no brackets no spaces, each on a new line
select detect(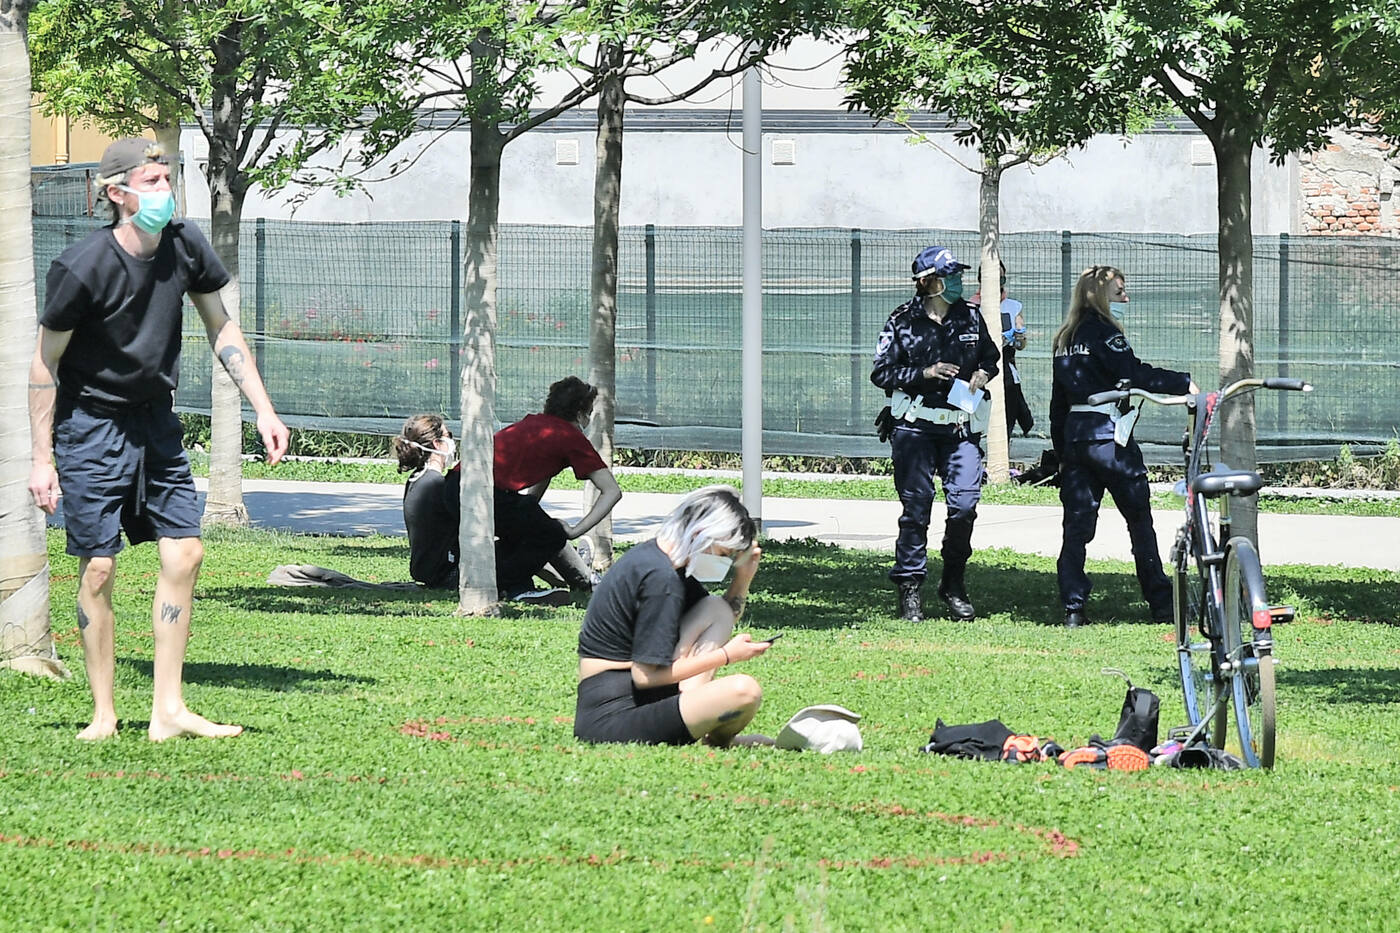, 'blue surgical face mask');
1109,301,1128,320
117,185,175,234
939,273,964,303
688,552,734,583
